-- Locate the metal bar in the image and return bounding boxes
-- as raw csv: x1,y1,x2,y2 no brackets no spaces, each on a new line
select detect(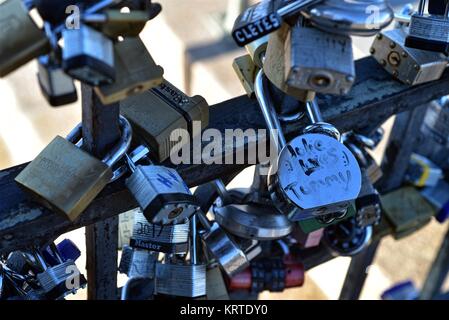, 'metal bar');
2,57,449,254
339,240,381,300
420,225,449,300
81,84,121,300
